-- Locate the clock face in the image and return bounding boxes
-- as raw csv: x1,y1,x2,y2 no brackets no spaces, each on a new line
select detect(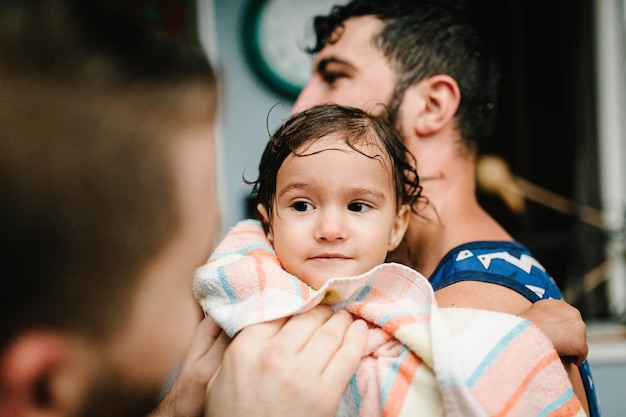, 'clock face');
243,0,348,99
